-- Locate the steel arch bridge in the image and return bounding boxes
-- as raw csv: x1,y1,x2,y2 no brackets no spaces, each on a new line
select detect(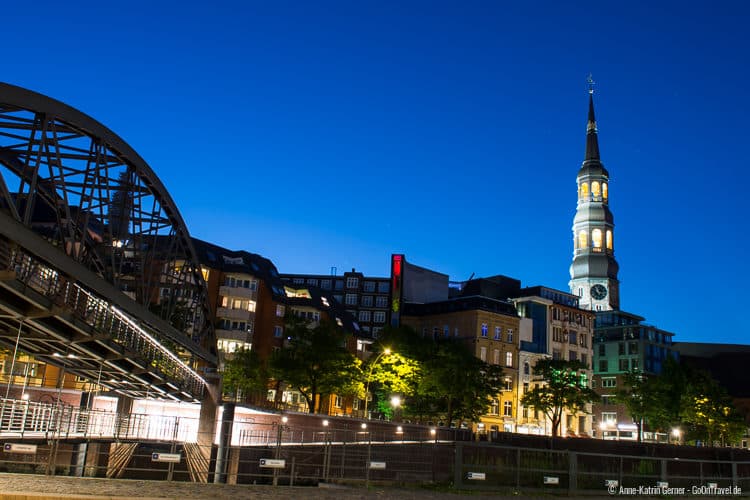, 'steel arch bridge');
0,83,216,402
